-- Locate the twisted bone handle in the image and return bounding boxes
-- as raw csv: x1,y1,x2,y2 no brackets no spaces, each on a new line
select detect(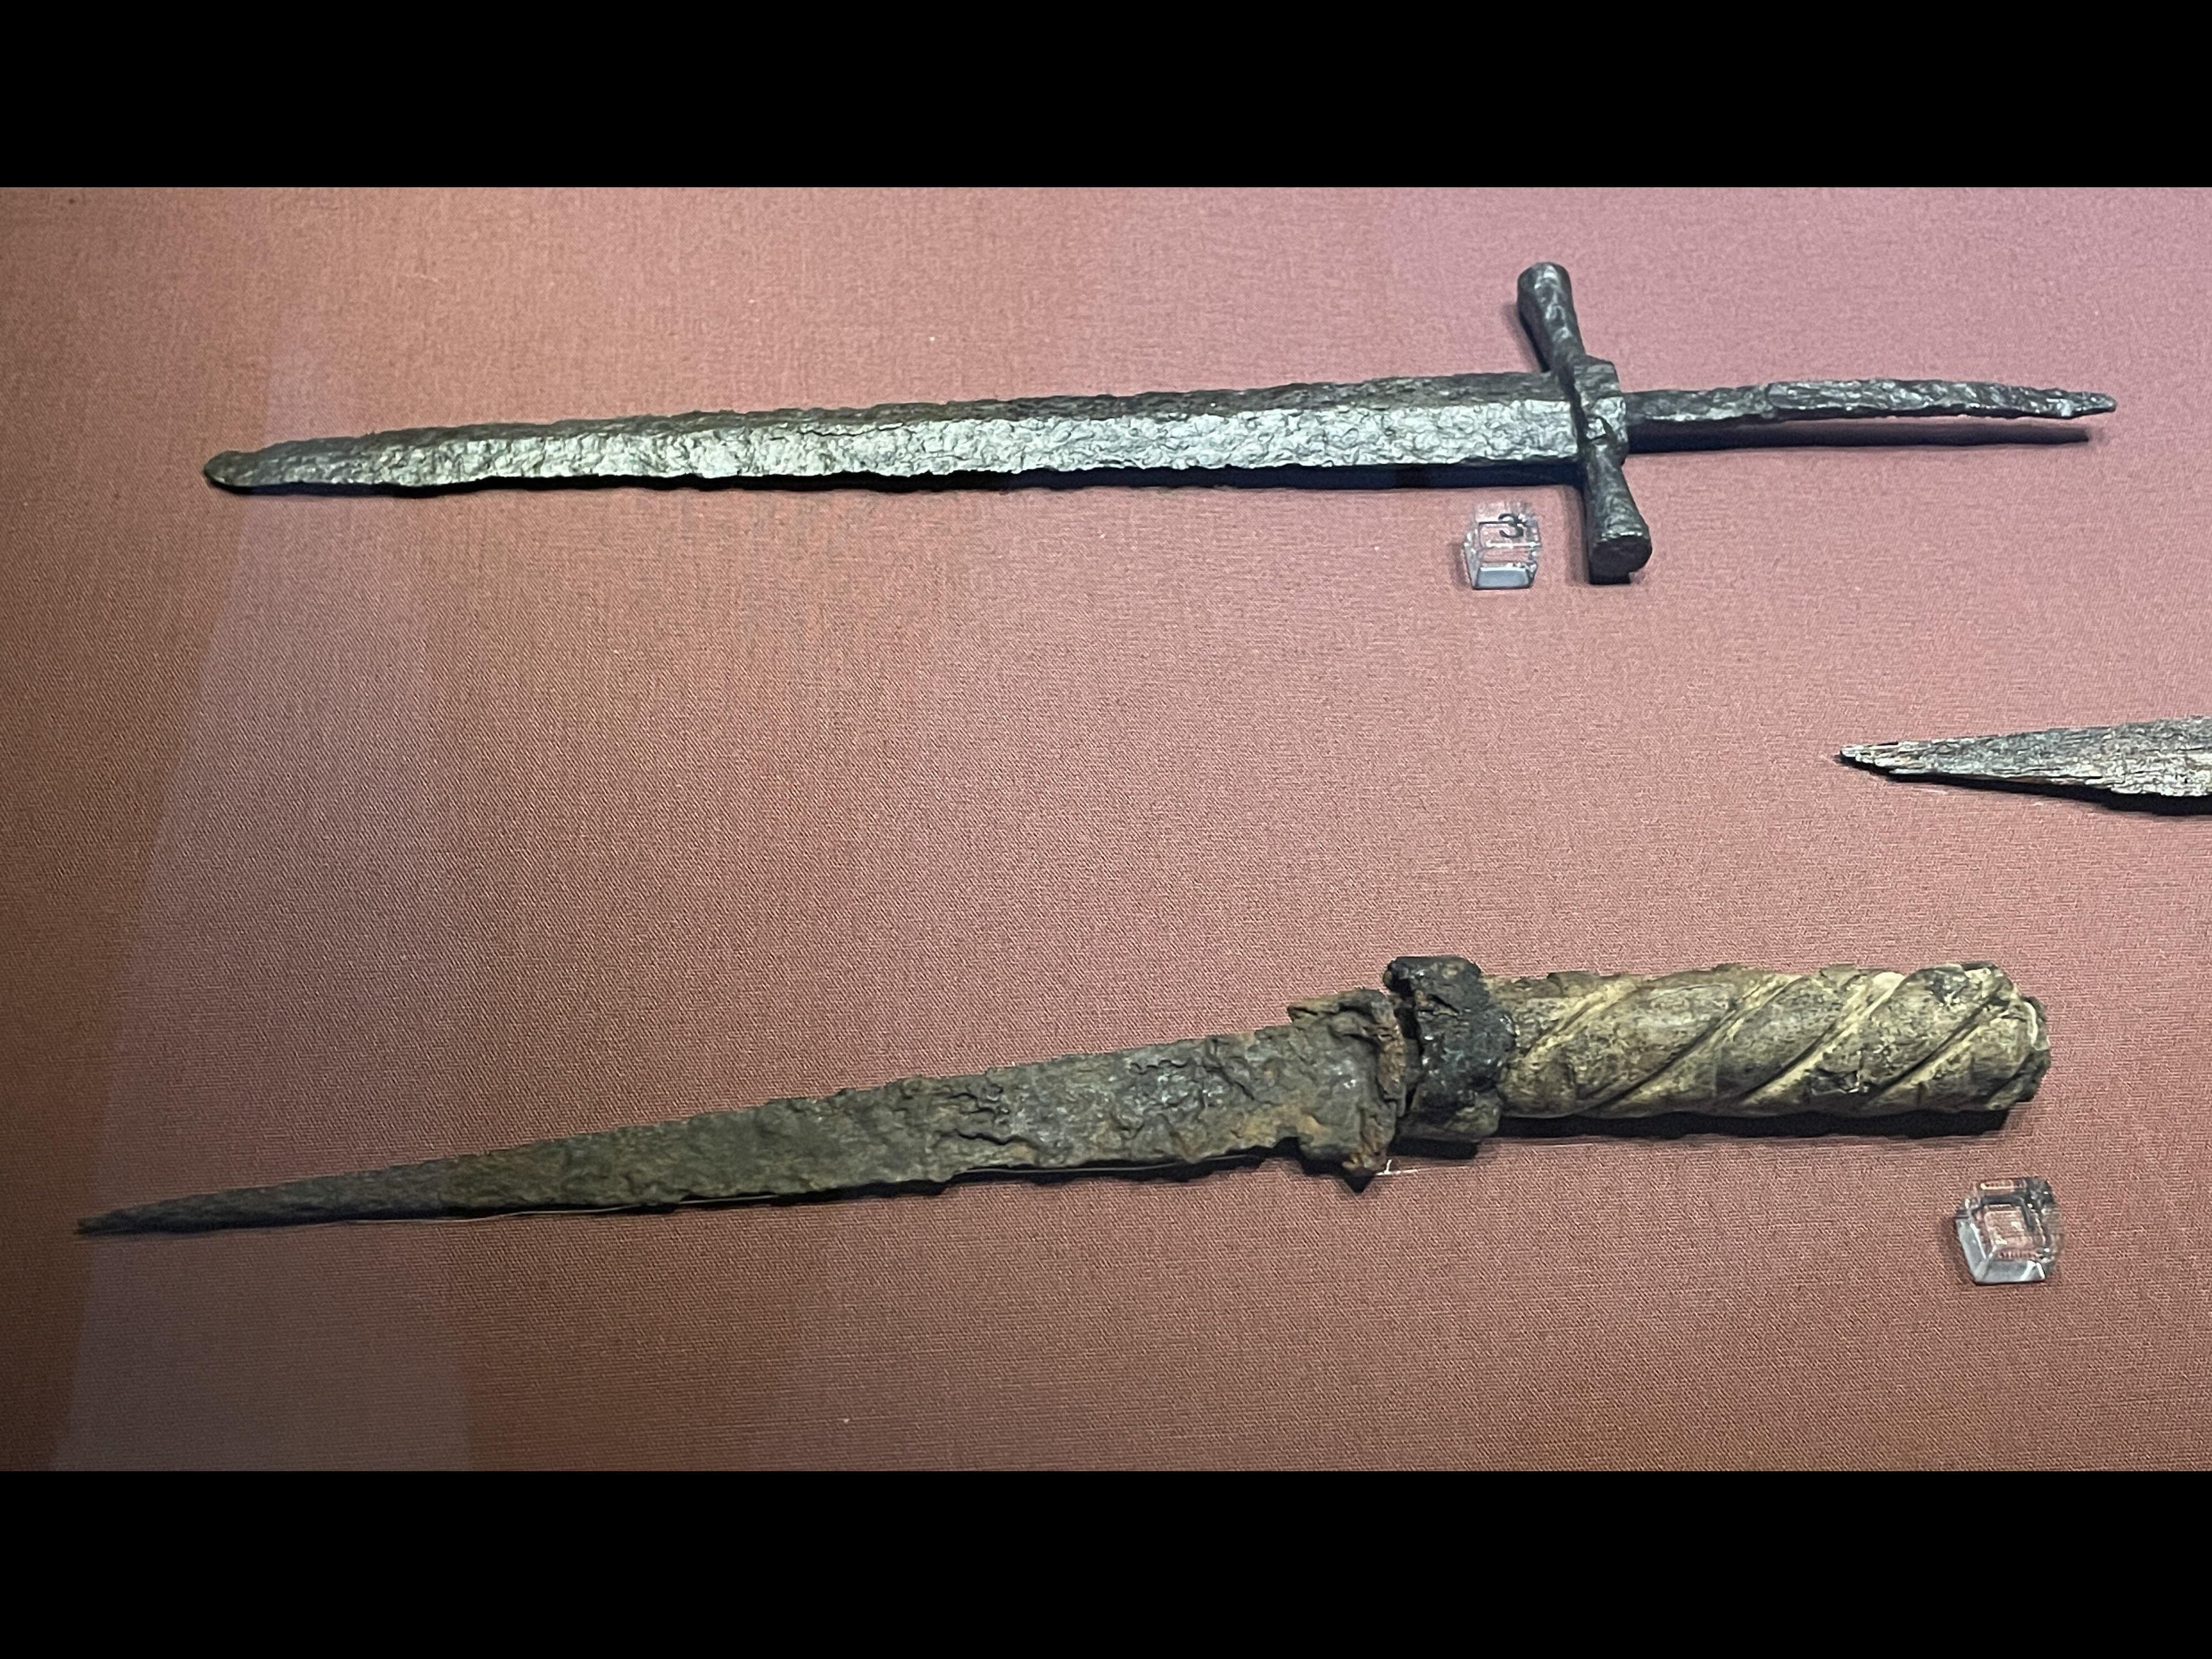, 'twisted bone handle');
1481,962,2047,1120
